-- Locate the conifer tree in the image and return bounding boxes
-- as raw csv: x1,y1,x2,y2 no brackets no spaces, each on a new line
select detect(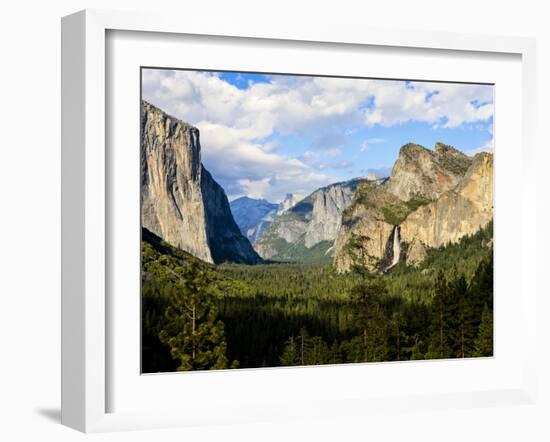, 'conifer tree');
158,261,236,371
344,233,389,362
280,336,299,366
469,255,494,327
474,304,493,357
426,270,452,359
452,275,475,358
